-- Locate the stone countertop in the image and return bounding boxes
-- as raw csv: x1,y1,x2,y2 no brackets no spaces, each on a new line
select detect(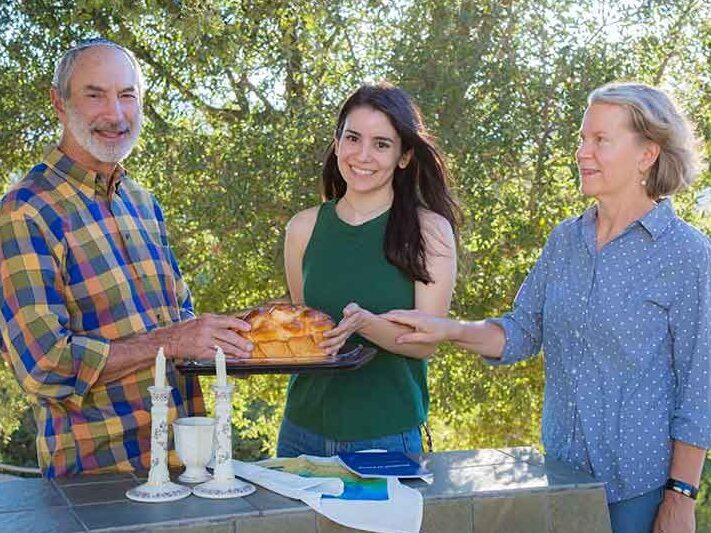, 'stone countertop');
0,447,611,533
